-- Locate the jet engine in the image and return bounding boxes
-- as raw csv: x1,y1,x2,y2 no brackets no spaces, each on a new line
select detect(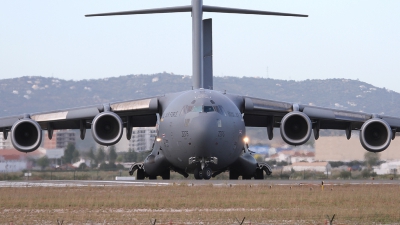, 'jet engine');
280,111,312,145
360,118,391,152
11,119,42,152
91,112,123,146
